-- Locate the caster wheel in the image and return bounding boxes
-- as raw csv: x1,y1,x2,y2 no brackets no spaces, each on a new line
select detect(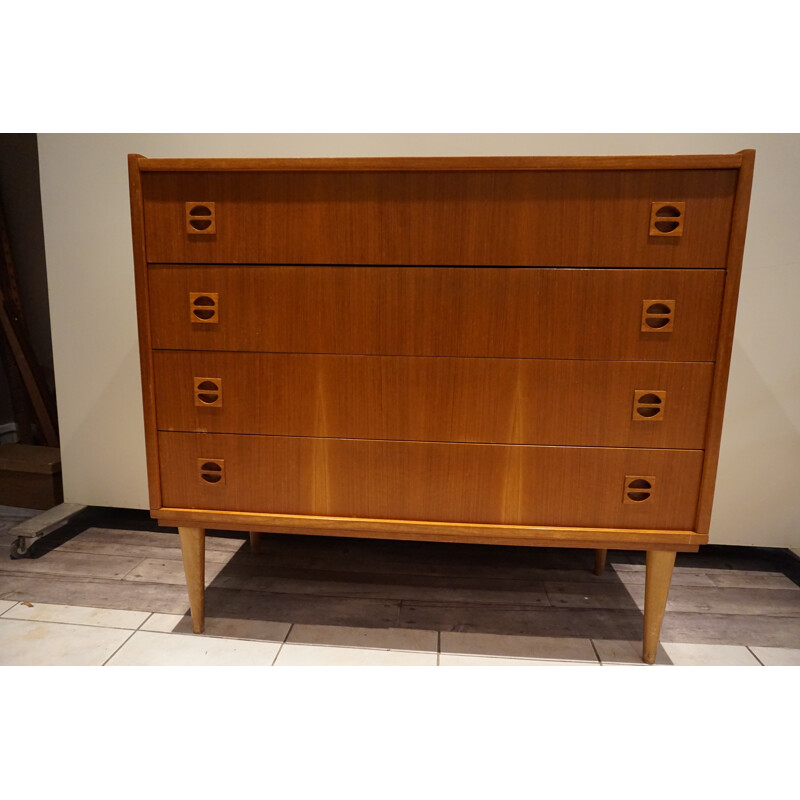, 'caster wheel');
9,537,32,559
